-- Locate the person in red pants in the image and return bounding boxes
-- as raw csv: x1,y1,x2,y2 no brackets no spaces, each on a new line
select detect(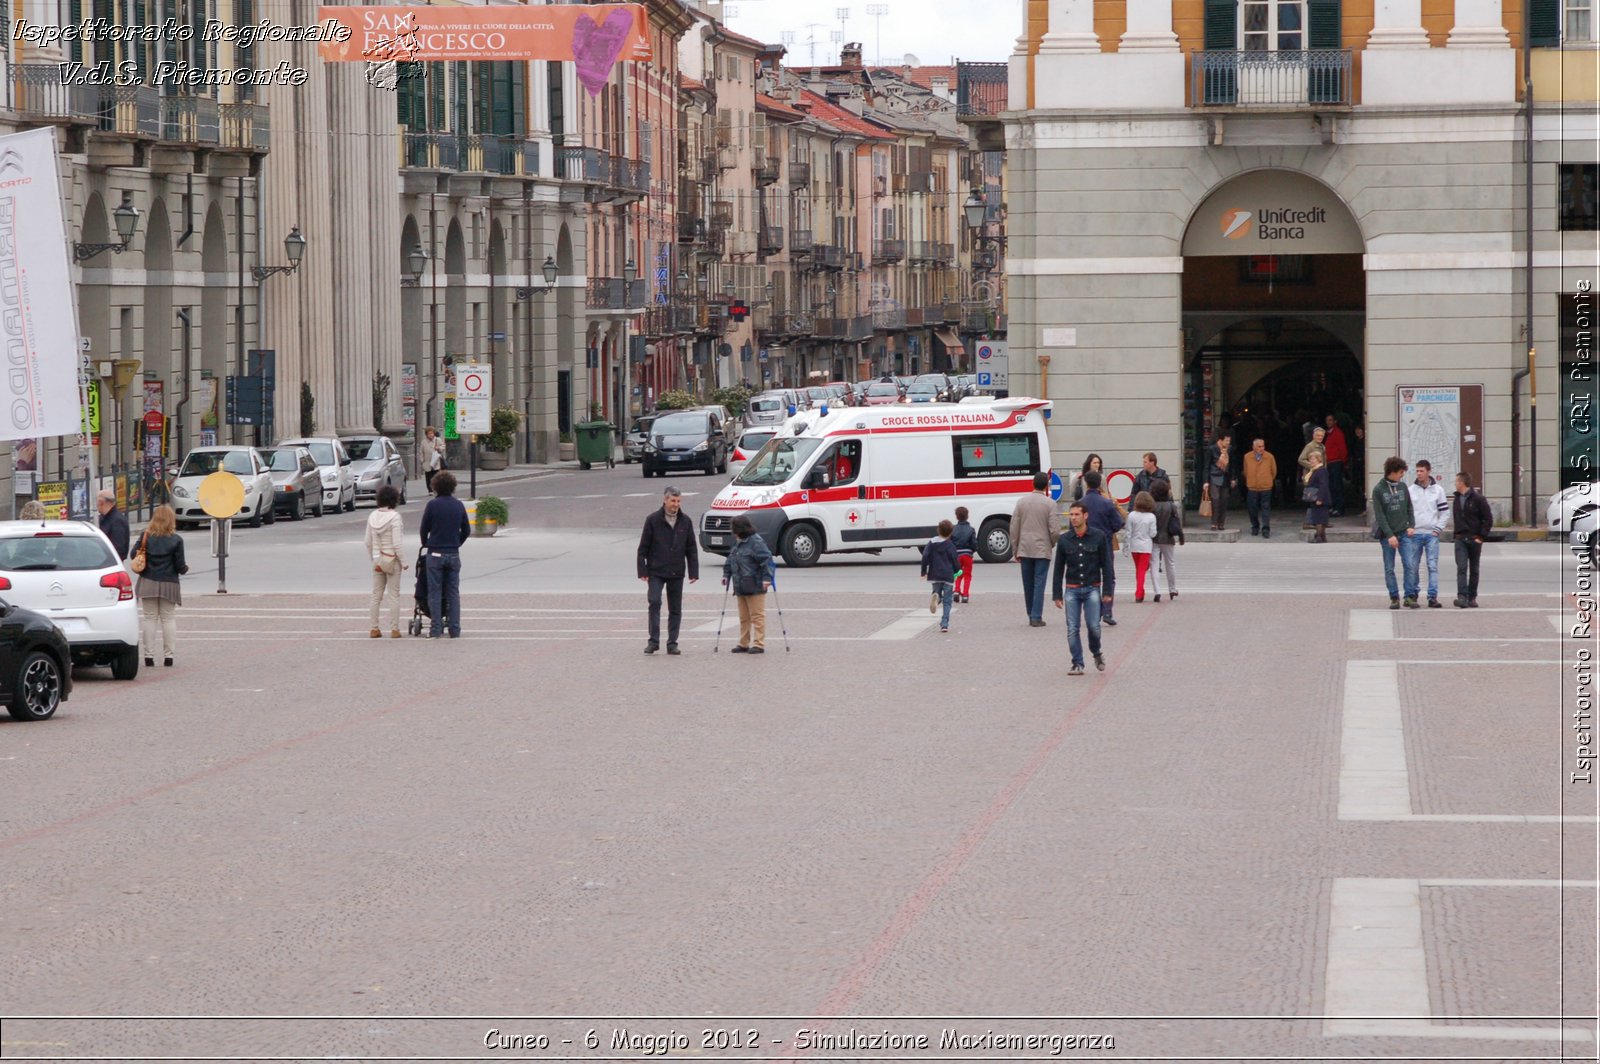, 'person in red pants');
950,506,978,603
